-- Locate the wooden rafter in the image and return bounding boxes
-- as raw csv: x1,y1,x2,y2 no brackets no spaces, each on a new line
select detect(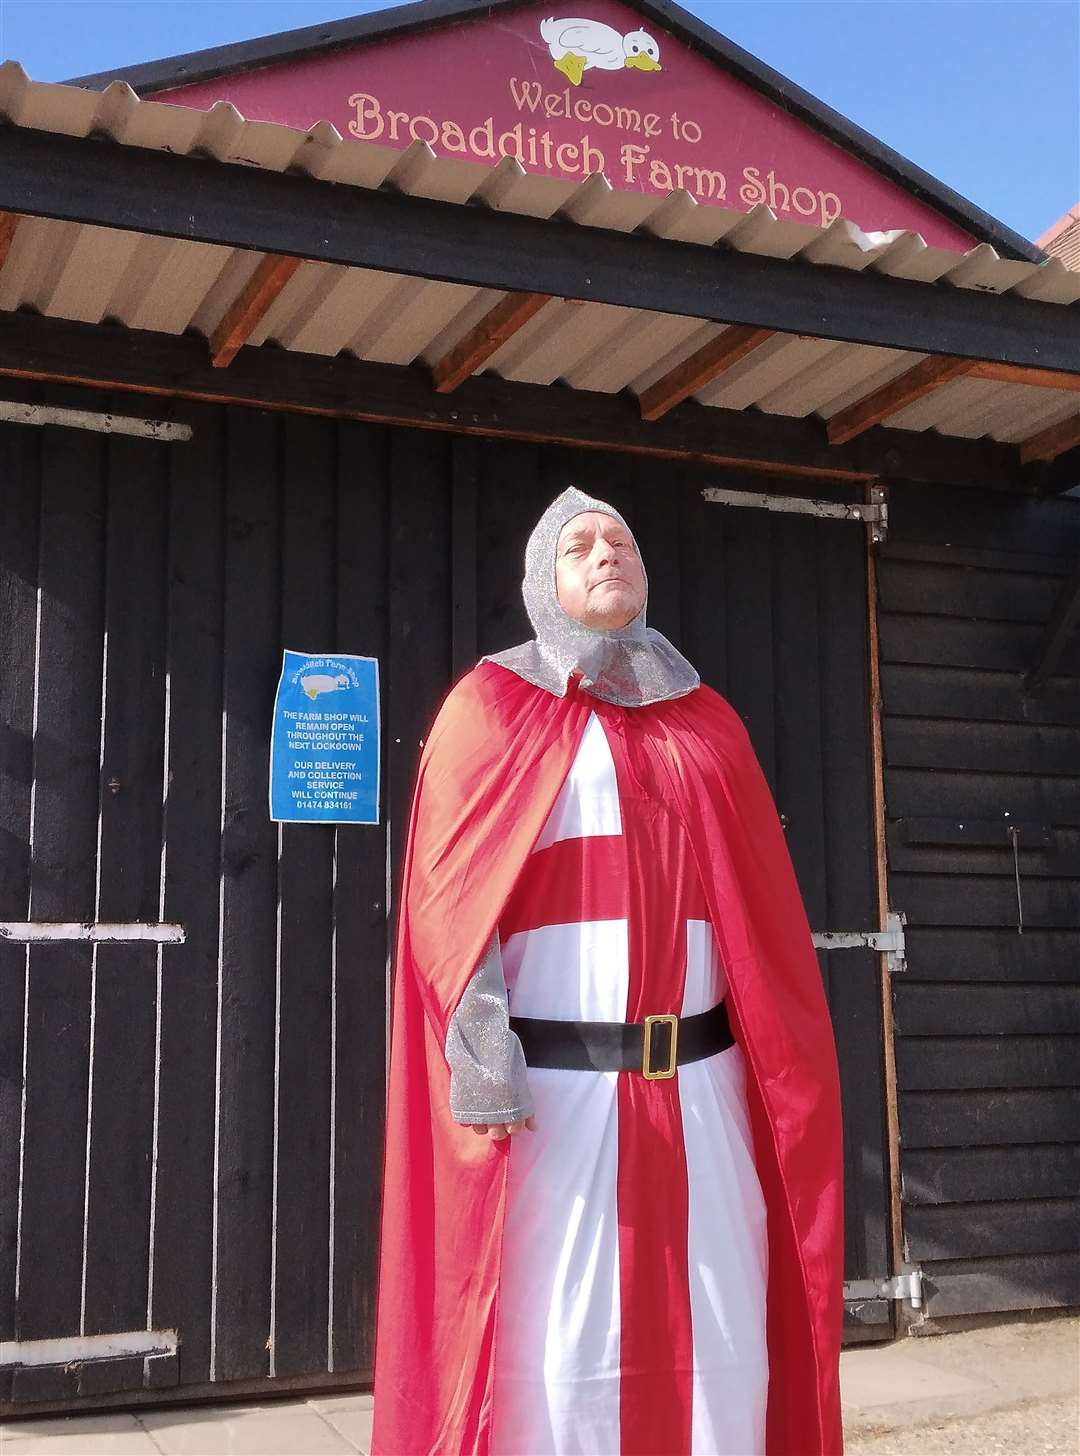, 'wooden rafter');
638,325,774,421
1020,411,1080,465
827,356,979,445
0,212,20,270
829,354,1080,449
432,292,551,393
968,360,1080,393
0,307,1035,492
209,253,303,368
